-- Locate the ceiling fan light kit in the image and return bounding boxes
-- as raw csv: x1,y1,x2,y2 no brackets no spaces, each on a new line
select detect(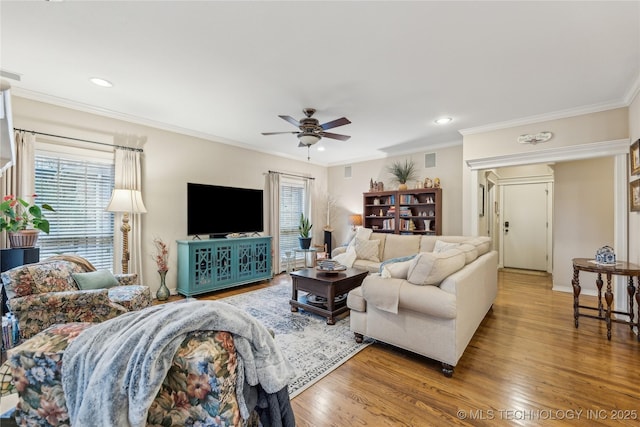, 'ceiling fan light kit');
517,131,553,145
262,108,351,158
